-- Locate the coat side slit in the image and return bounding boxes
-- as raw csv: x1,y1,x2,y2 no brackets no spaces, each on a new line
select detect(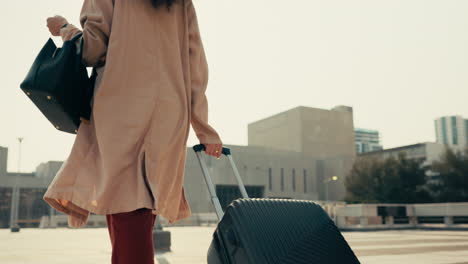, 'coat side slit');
142,151,156,209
